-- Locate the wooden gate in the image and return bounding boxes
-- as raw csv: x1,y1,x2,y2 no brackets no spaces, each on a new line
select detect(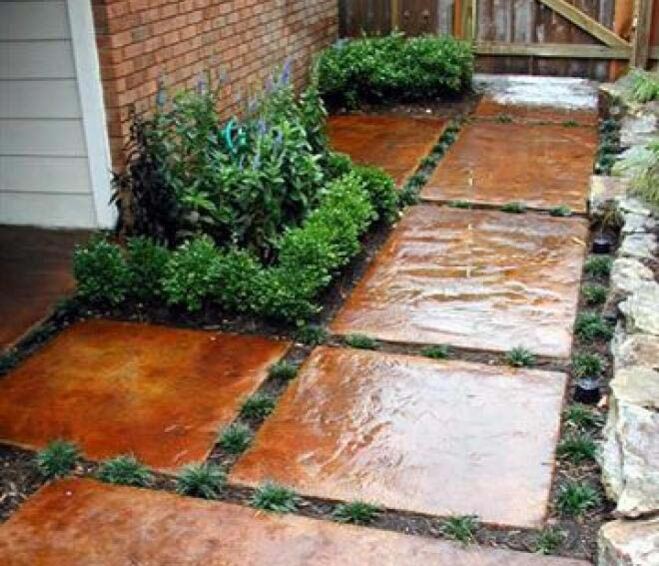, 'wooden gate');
338,0,657,79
